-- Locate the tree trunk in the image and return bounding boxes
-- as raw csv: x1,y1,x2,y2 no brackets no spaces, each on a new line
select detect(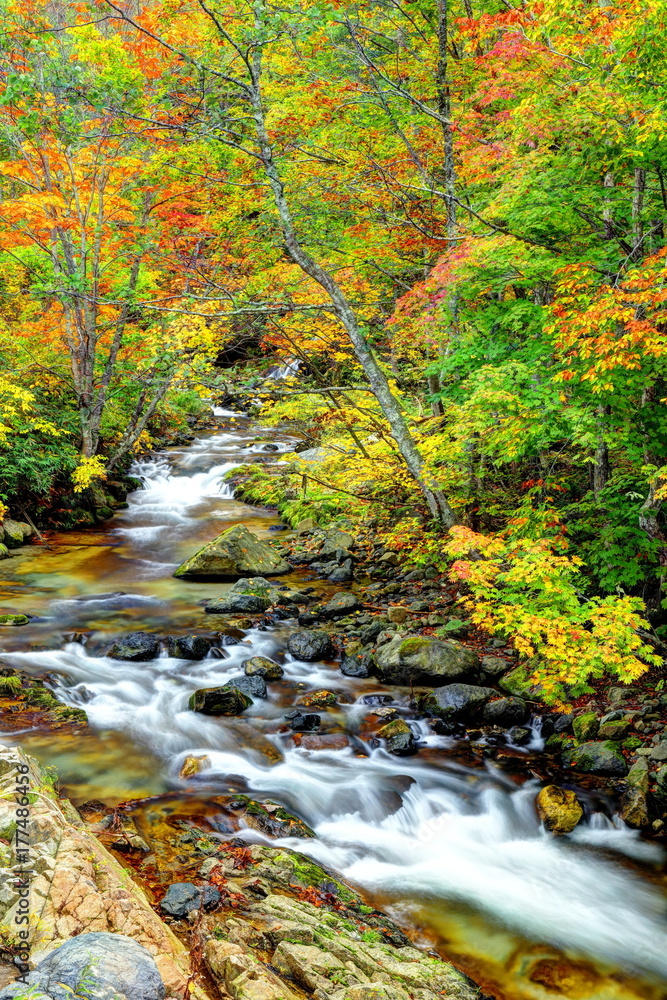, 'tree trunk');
632,167,646,260
436,0,456,246
248,50,459,527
